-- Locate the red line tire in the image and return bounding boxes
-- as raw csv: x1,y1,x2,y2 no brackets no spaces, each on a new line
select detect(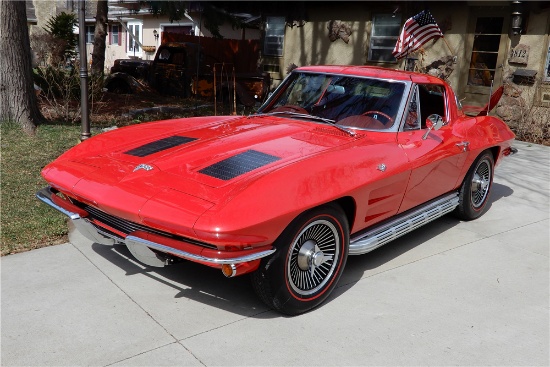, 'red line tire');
455,150,494,221
252,204,349,315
